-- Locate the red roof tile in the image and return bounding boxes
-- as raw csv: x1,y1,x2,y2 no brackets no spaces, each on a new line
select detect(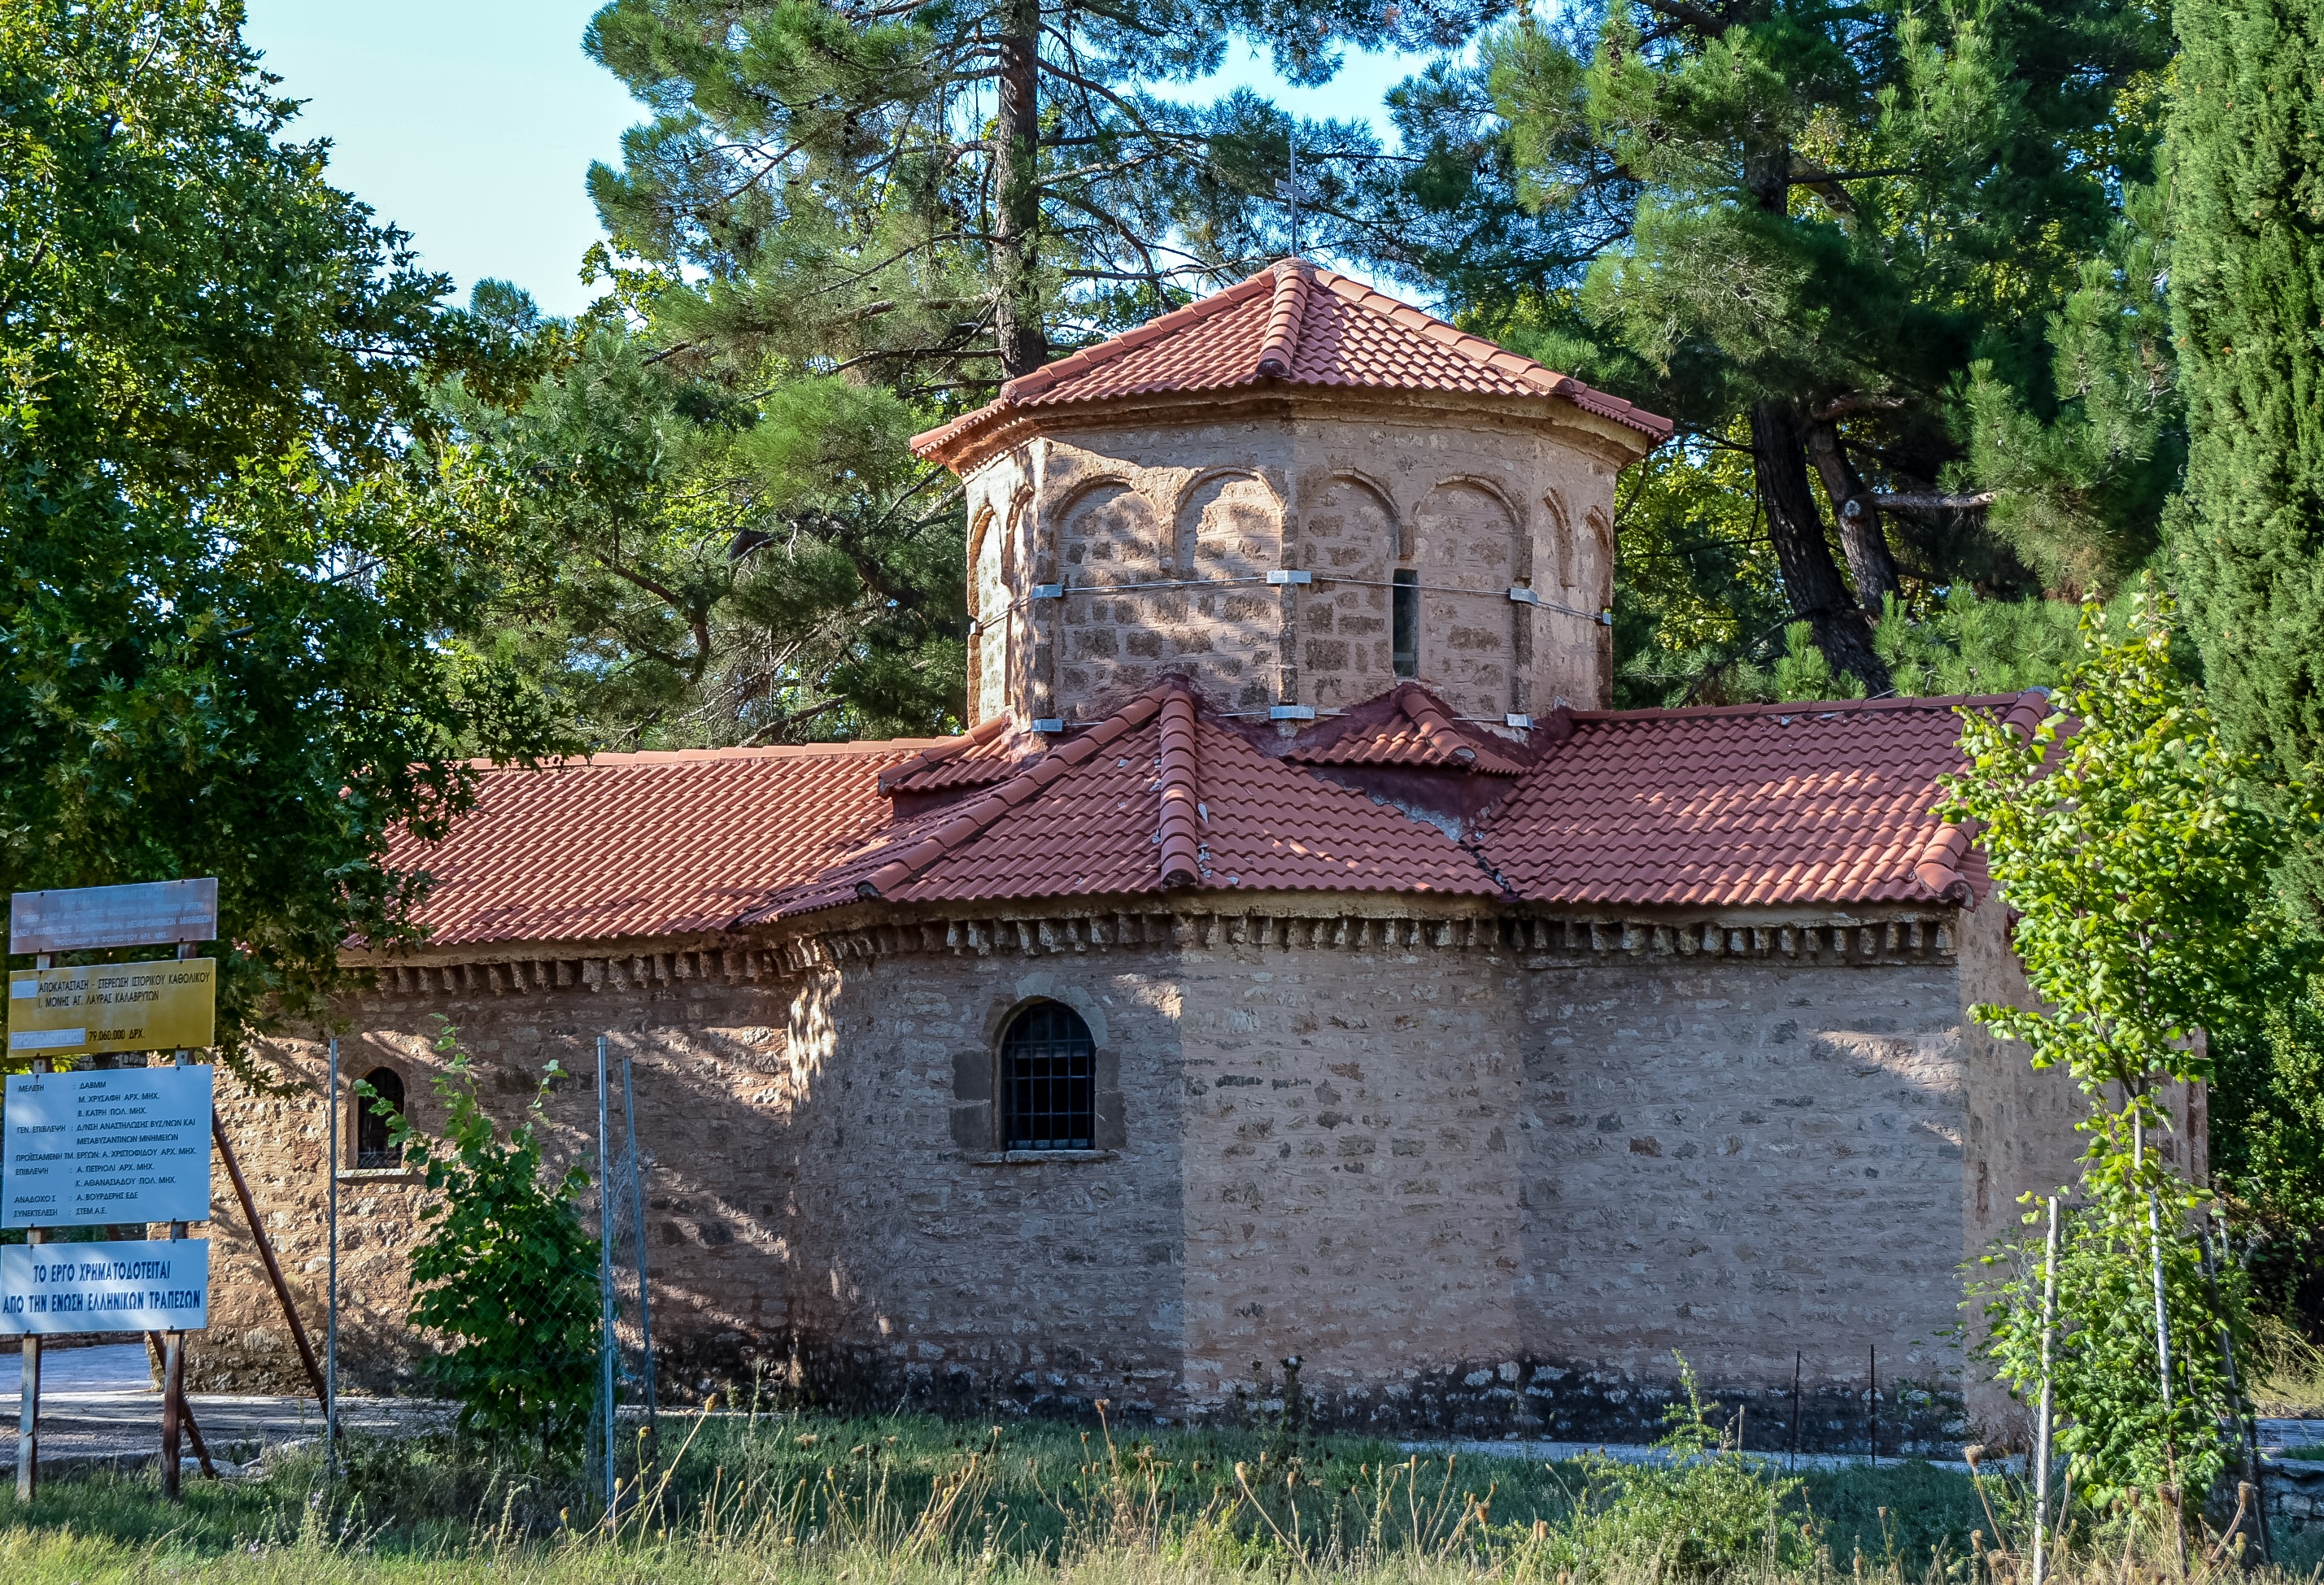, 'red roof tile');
1288,683,1529,776
750,685,1502,921
386,741,940,946
910,259,1673,467
1475,695,2038,909
386,688,2029,950
877,713,1036,795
